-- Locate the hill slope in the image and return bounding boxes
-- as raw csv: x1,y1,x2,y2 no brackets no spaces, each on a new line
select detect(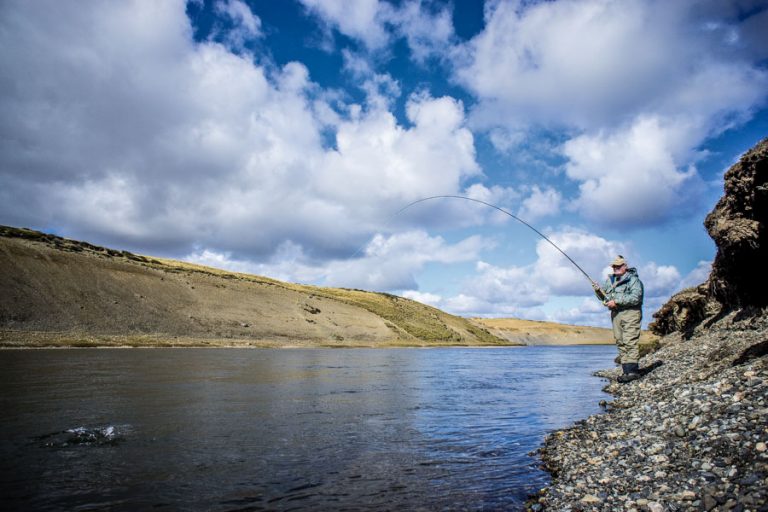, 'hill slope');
0,226,510,348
